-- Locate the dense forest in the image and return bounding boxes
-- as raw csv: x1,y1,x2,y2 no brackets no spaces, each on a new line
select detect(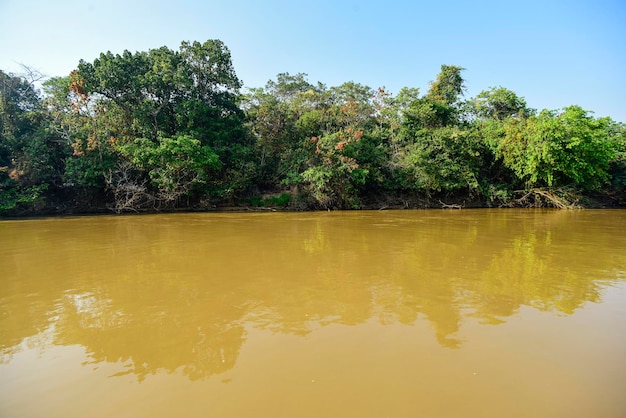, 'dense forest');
1,40,625,216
